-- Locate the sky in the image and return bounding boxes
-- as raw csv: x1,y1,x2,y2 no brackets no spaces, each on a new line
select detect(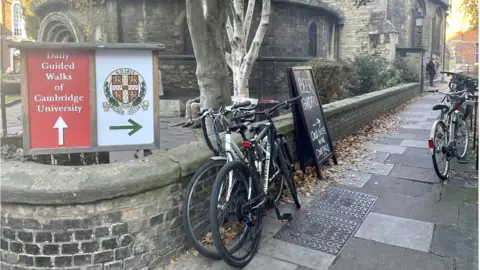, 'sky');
446,0,473,40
